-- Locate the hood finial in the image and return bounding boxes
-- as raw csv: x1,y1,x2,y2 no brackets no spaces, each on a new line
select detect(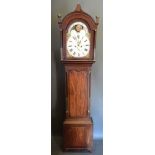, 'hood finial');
75,3,82,11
